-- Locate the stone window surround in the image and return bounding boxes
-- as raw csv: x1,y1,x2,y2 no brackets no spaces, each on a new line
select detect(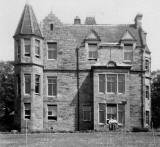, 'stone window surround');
47,41,57,60
82,105,91,122
98,103,125,125
35,39,41,58
24,103,31,120
47,76,57,97
122,42,136,62
98,73,125,94
47,104,57,121
24,73,31,95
